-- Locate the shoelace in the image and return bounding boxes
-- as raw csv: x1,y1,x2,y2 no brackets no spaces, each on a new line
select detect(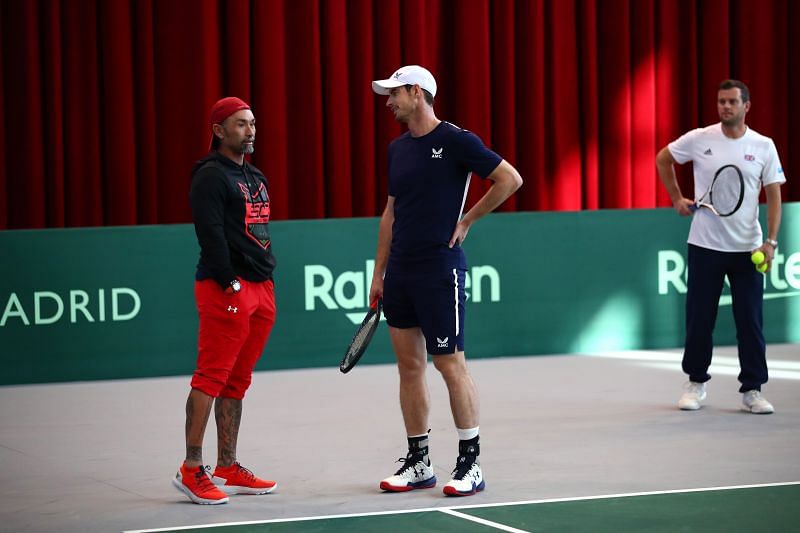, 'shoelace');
232,462,257,482
393,455,424,476
684,382,703,394
747,391,763,401
193,466,217,491
451,455,476,481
